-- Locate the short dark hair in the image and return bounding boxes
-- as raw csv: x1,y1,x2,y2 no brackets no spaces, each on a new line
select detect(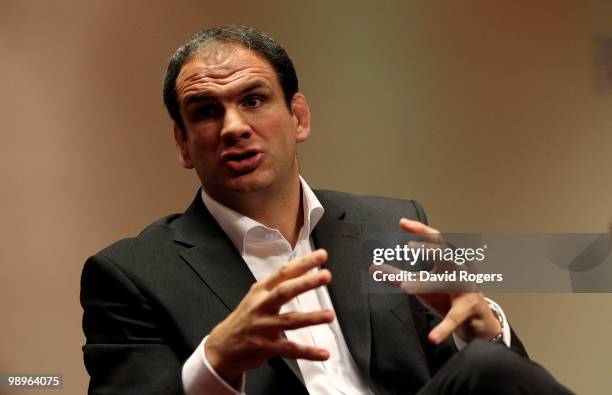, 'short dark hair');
163,25,298,130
